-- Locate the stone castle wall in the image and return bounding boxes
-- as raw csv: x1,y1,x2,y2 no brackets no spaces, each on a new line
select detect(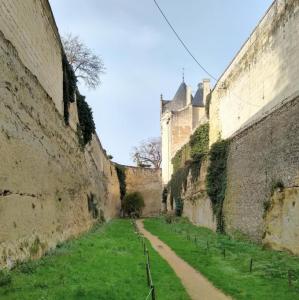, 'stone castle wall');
125,167,162,217
209,0,299,145
0,2,120,267
0,0,63,114
181,160,216,231
169,0,299,254
224,96,299,251
171,107,193,158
